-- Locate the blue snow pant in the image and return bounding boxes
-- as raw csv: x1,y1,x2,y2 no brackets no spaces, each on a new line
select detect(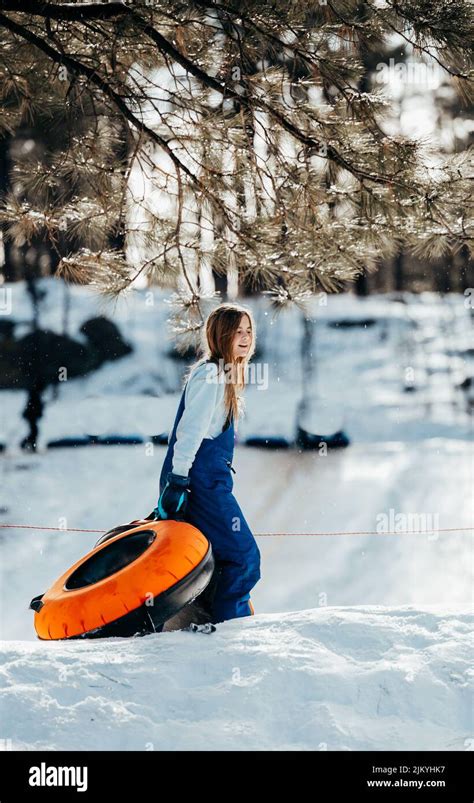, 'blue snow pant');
159,385,261,623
